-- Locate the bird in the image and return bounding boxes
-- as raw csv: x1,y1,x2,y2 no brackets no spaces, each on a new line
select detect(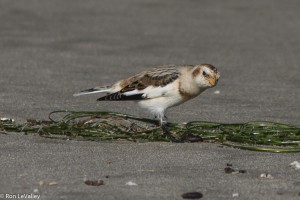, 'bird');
74,64,220,126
